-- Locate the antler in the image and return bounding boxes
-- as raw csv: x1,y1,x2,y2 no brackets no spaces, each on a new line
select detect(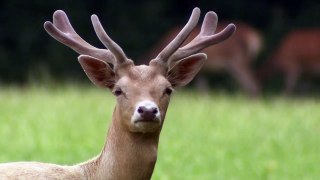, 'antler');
91,15,127,64
44,10,128,66
151,7,236,68
154,8,201,62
